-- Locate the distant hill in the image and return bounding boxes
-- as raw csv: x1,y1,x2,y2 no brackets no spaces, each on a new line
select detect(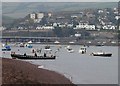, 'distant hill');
2,2,118,19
